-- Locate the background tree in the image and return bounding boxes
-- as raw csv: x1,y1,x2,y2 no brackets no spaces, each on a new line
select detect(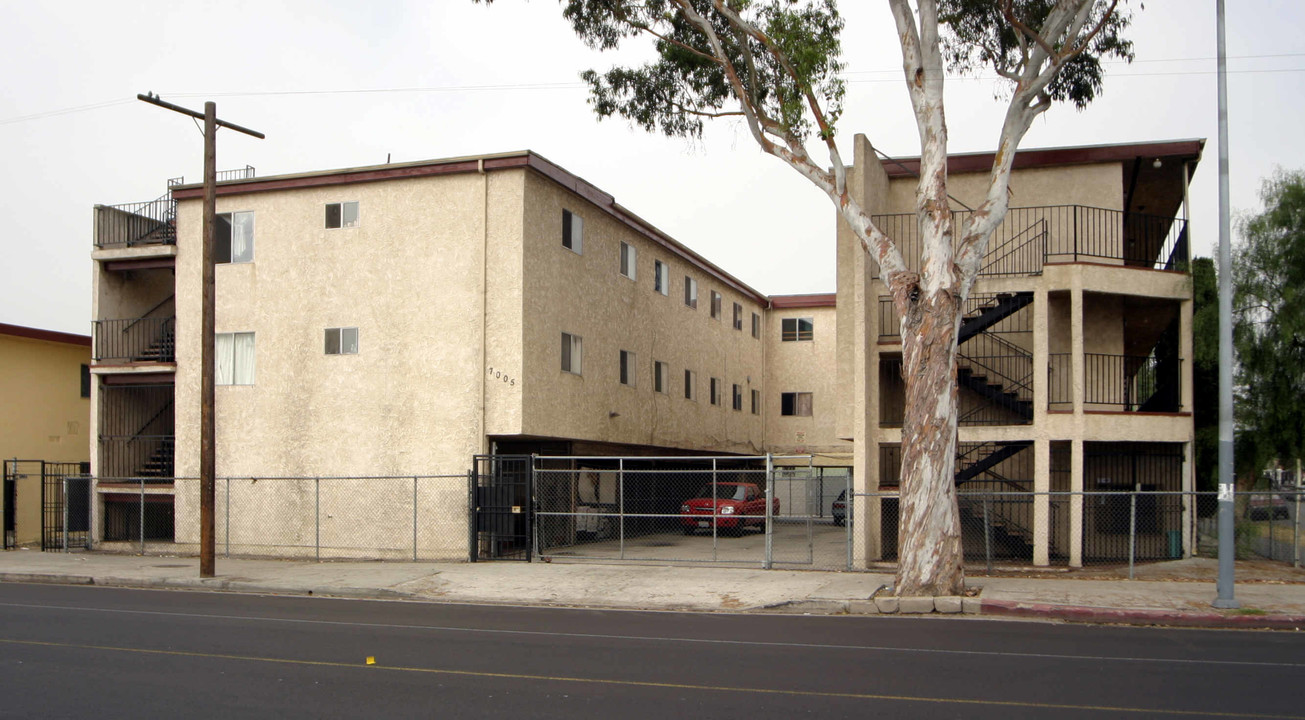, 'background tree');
482,0,1133,596
1190,256,1218,496
1233,169,1305,479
